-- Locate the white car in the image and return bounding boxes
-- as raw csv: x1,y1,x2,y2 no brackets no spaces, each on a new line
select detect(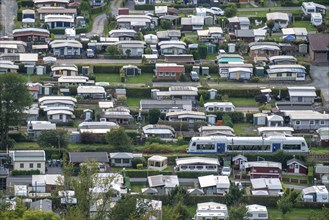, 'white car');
221,166,232,176
210,7,224,16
